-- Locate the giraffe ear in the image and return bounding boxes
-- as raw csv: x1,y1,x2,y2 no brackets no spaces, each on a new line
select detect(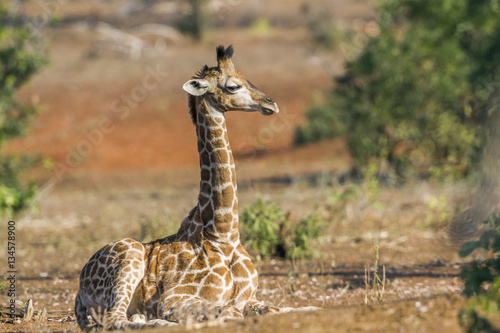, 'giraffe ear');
183,79,210,96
